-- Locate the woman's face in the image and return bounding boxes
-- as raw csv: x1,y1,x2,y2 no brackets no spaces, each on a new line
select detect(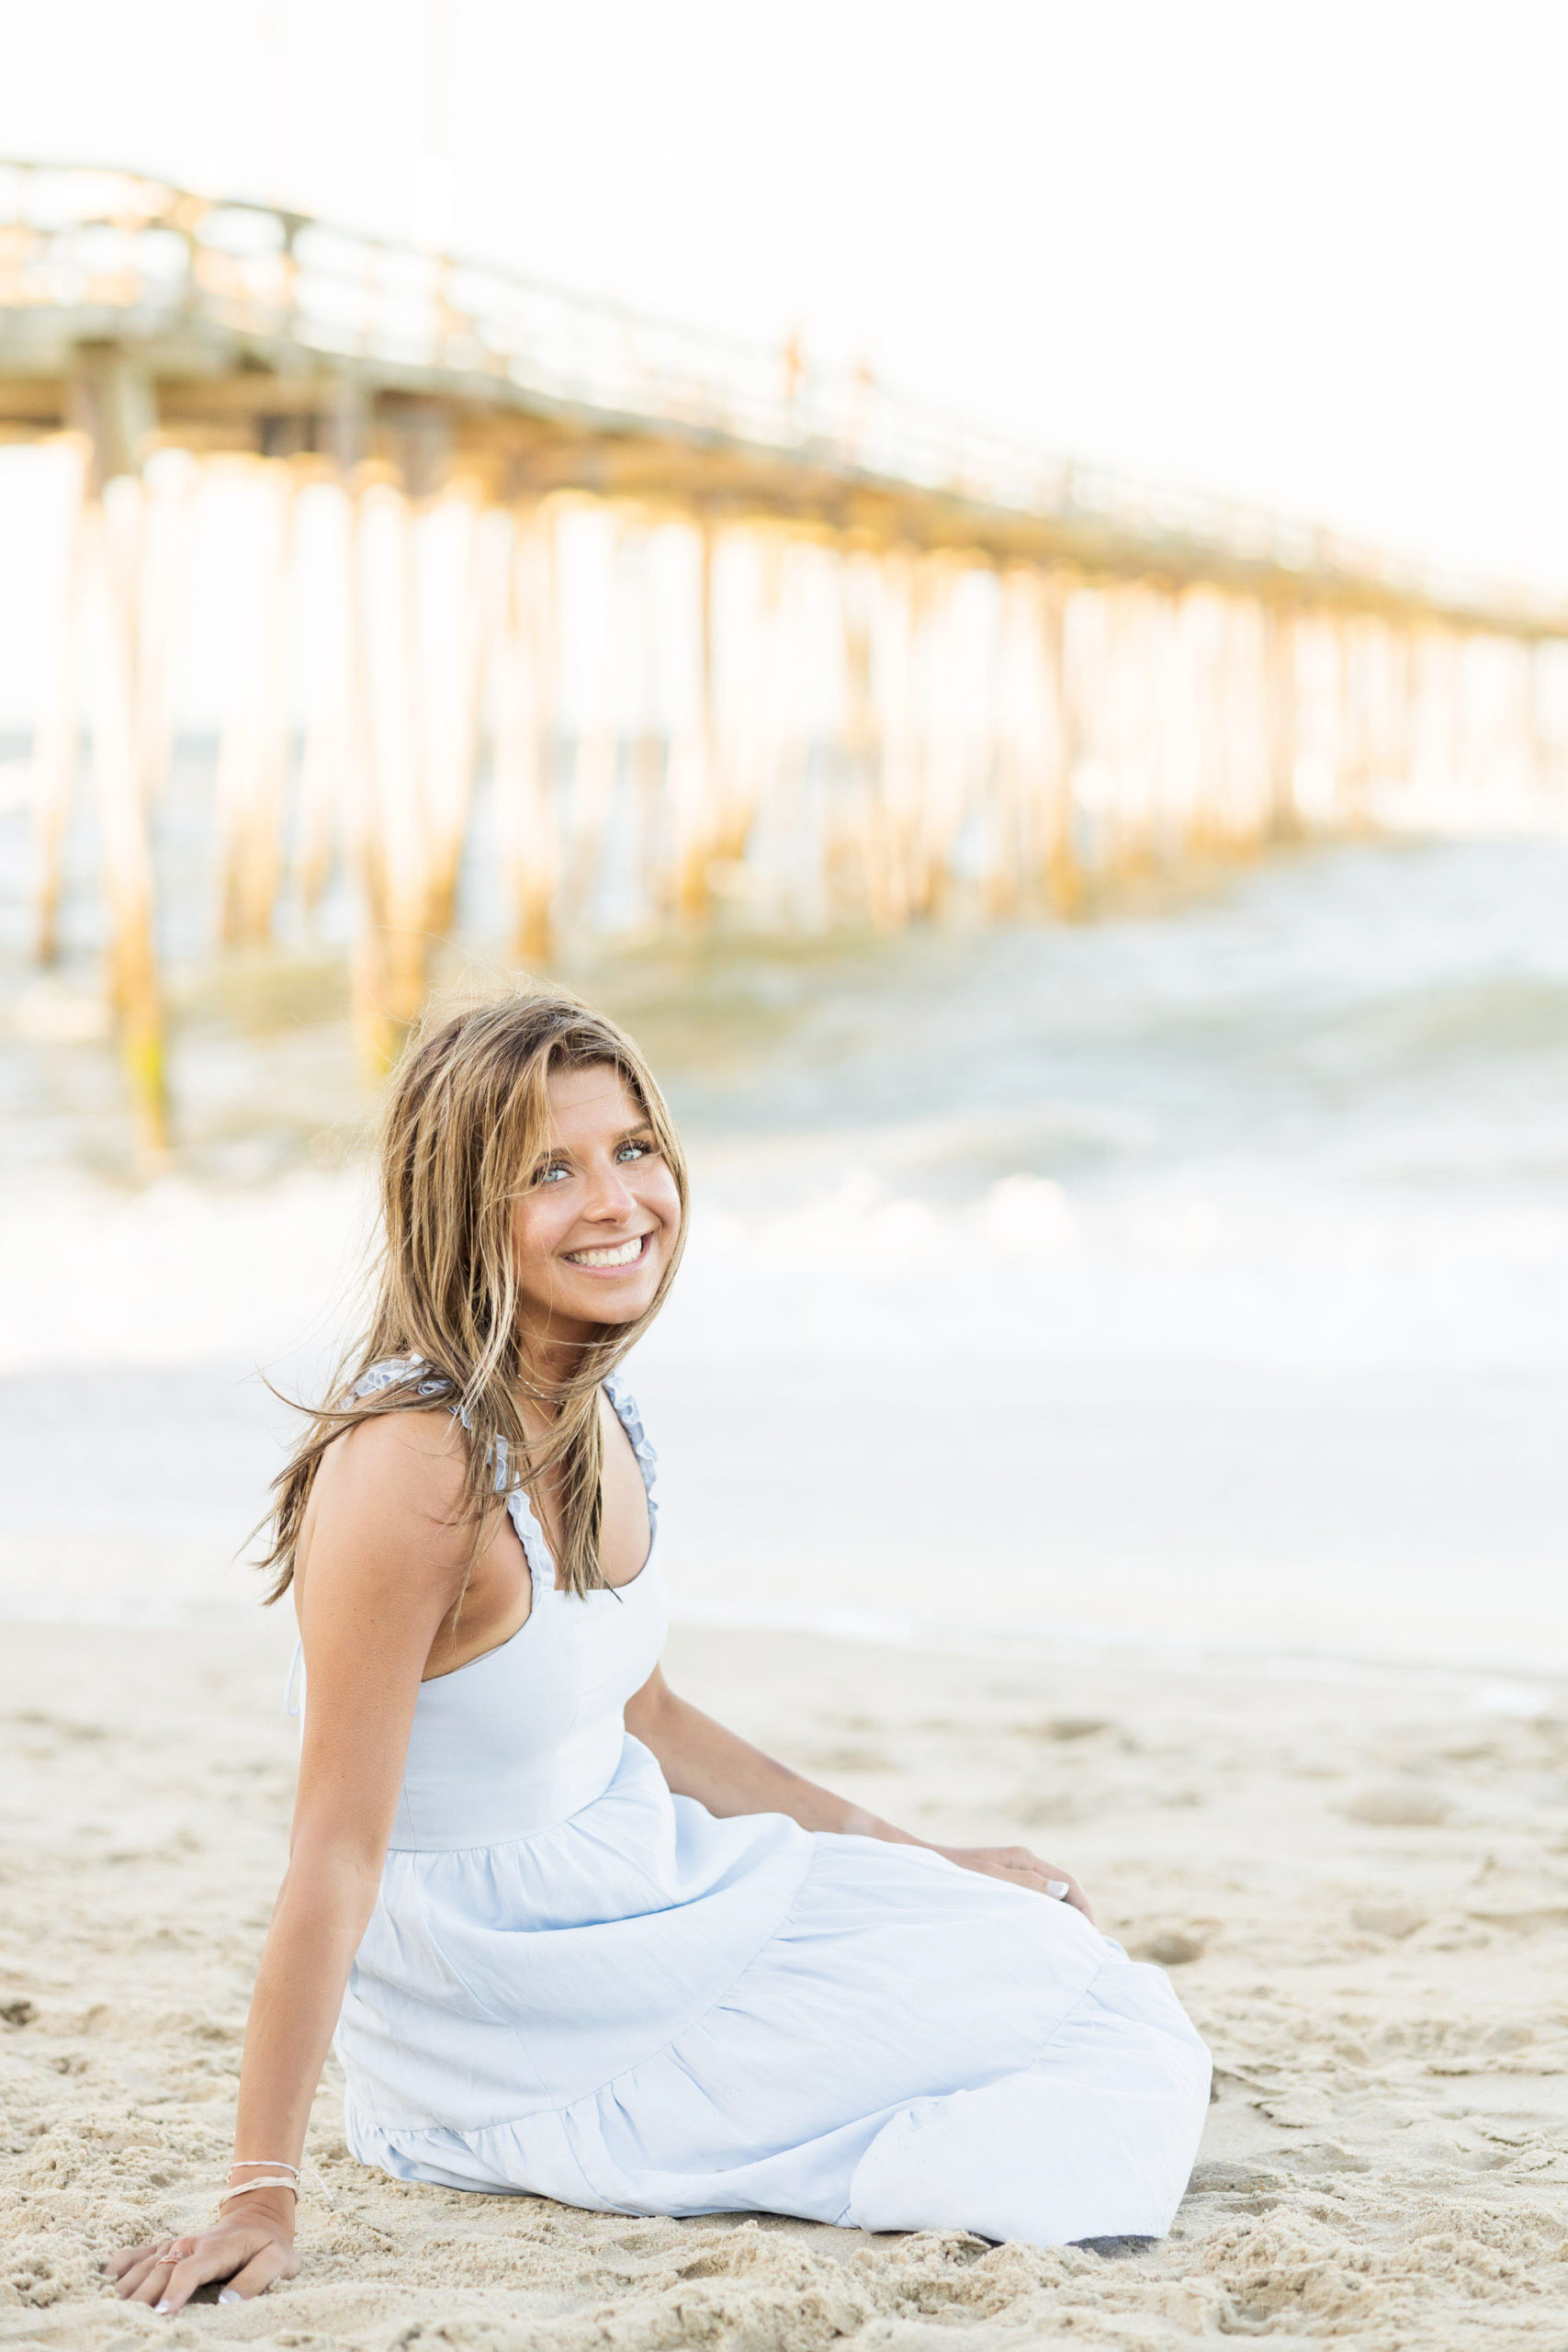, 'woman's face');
510,1062,682,1351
